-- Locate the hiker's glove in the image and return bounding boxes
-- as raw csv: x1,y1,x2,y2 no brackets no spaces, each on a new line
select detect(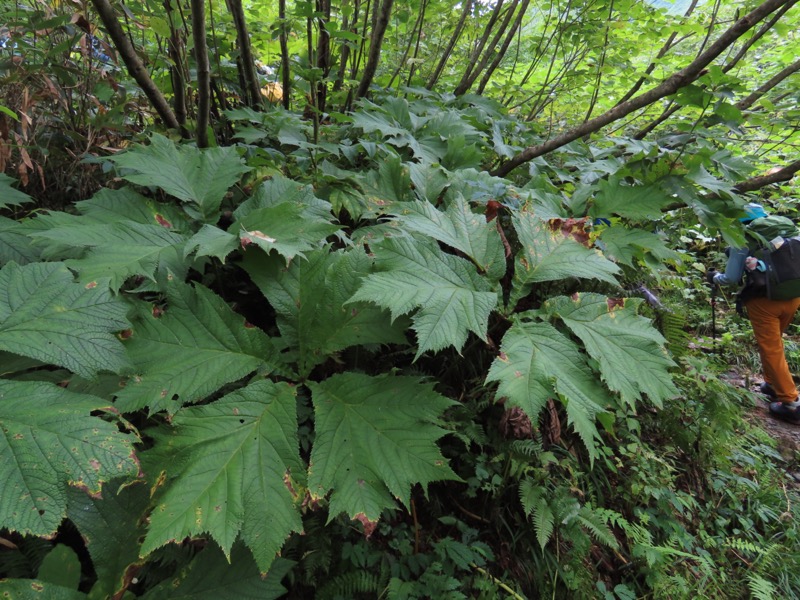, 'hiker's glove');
706,268,718,286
